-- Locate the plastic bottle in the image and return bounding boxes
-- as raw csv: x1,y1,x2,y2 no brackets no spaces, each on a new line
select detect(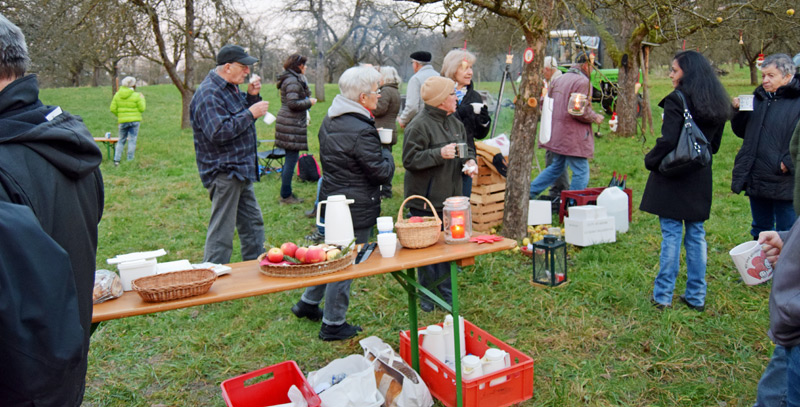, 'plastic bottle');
597,187,629,233
443,315,455,367
105,131,111,139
